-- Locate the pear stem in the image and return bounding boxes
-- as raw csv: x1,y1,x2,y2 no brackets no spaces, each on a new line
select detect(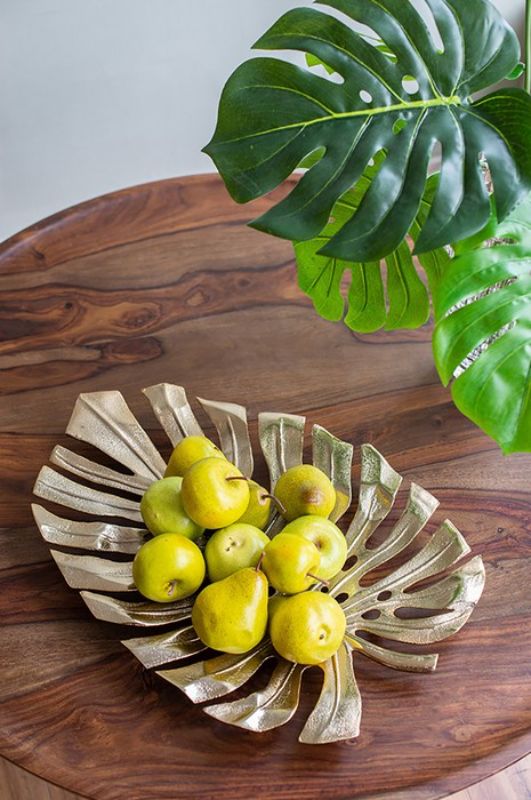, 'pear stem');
307,573,330,588
260,493,287,515
225,477,287,515
255,552,265,573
